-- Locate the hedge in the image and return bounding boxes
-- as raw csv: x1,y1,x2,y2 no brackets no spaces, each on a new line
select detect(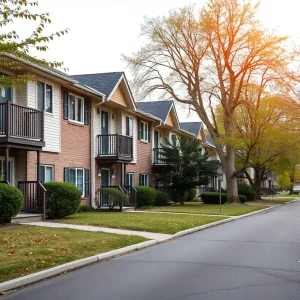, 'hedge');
155,191,169,206
44,182,82,219
0,183,23,221
238,183,256,201
201,192,247,204
184,188,197,202
77,205,91,213
135,186,157,207
99,187,129,210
